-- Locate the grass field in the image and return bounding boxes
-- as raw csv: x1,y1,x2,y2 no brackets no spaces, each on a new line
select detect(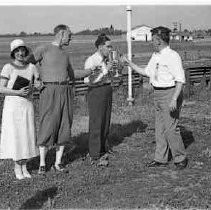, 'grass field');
1,35,211,70
0,86,210,209
0,35,210,209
